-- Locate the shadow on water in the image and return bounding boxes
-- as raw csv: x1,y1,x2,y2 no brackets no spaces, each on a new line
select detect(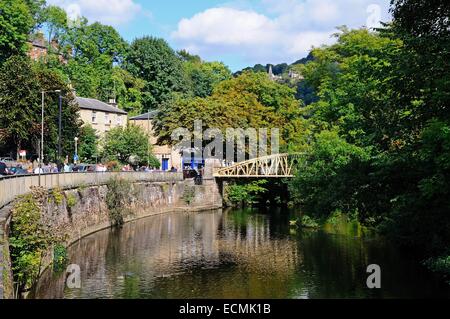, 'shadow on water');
31,208,450,299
